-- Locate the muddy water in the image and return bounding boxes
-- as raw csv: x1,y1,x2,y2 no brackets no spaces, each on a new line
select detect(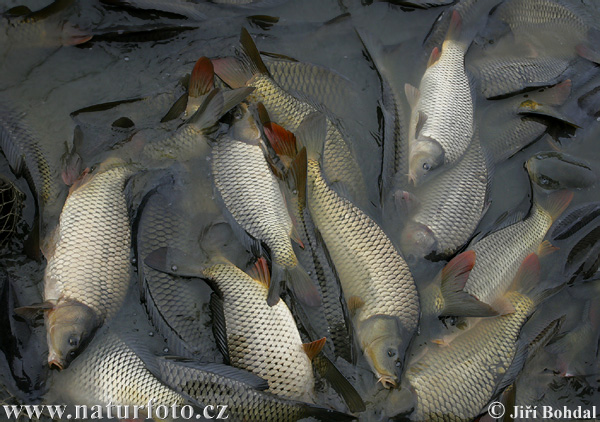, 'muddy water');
0,0,599,421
